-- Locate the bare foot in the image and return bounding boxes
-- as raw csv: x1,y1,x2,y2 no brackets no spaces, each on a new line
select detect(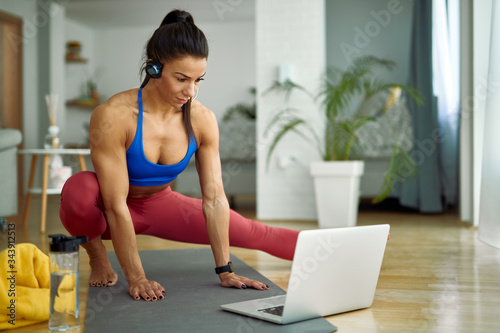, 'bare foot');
83,238,118,287
88,253,118,287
